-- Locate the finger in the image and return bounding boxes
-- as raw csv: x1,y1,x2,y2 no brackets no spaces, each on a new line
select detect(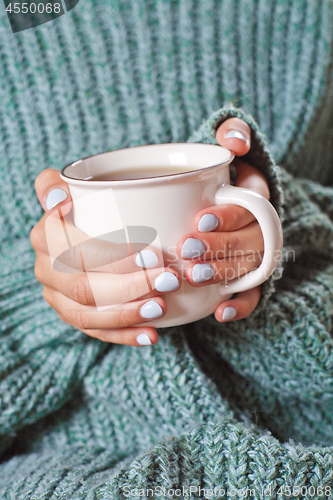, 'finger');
30,212,163,274
43,286,167,332
81,327,158,346
194,204,256,233
54,243,162,274
191,161,270,233
34,168,72,216
177,221,264,261
215,118,251,156
233,159,270,201
185,252,263,286
214,286,261,322
36,253,181,305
